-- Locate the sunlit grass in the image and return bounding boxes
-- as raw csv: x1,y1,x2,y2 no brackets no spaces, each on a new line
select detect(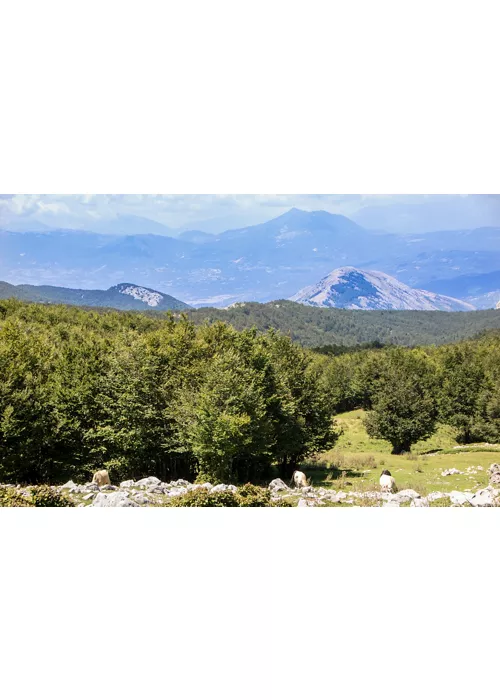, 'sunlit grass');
304,409,496,494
